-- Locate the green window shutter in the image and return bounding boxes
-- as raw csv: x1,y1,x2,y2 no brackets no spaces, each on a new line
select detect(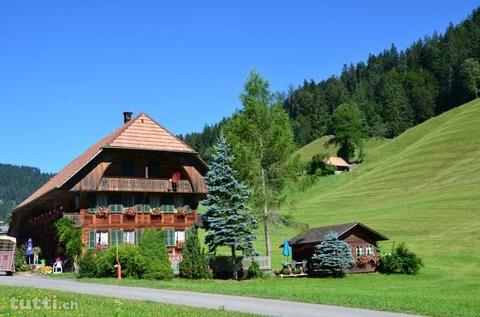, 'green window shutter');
135,229,143,245
88,230,96,249
165,229,174,246
87,194,96,213
186,228,193,240
150,196,160,208
110,230,123,245
135,204,143,213
117,230,123,244
143,204,150,213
